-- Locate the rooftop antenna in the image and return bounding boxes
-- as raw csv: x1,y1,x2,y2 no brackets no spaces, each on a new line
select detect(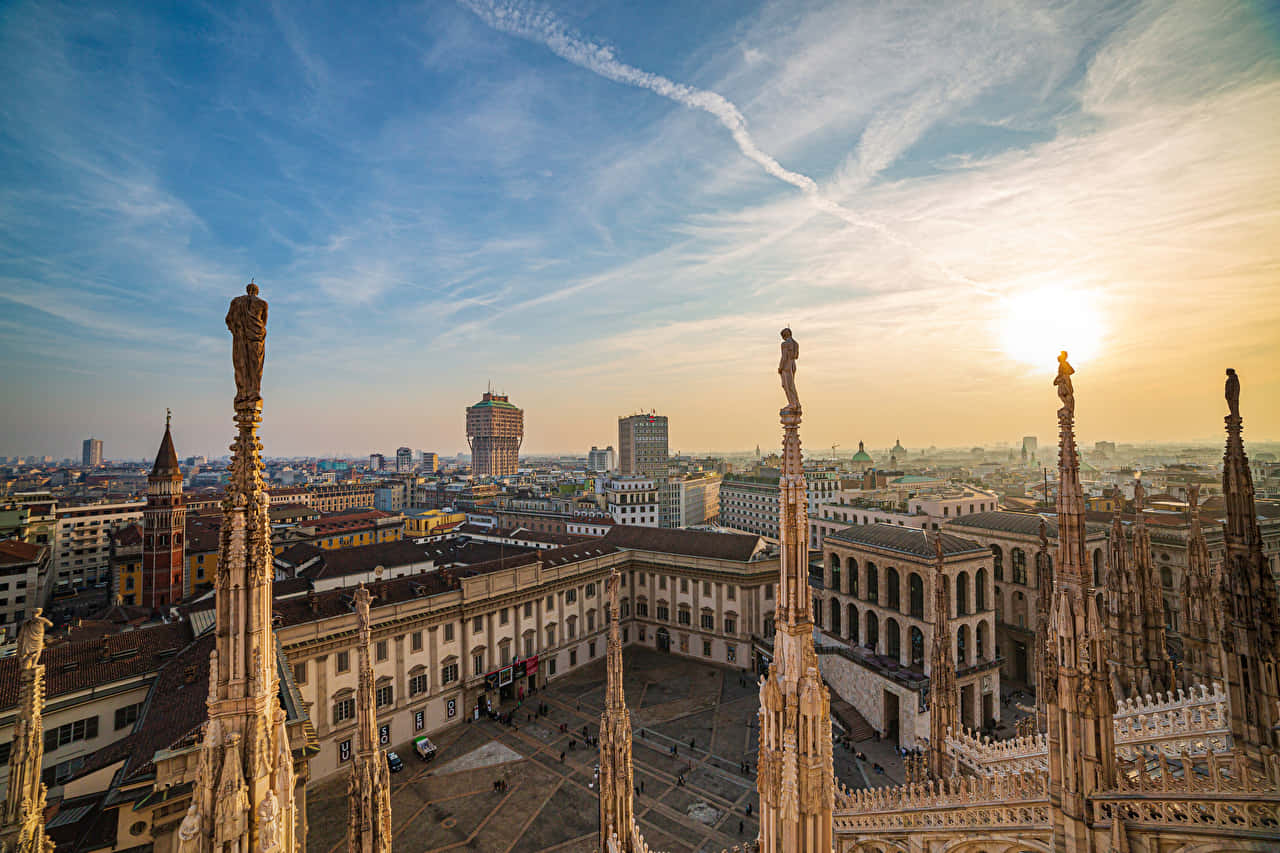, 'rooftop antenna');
166,407,172,428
